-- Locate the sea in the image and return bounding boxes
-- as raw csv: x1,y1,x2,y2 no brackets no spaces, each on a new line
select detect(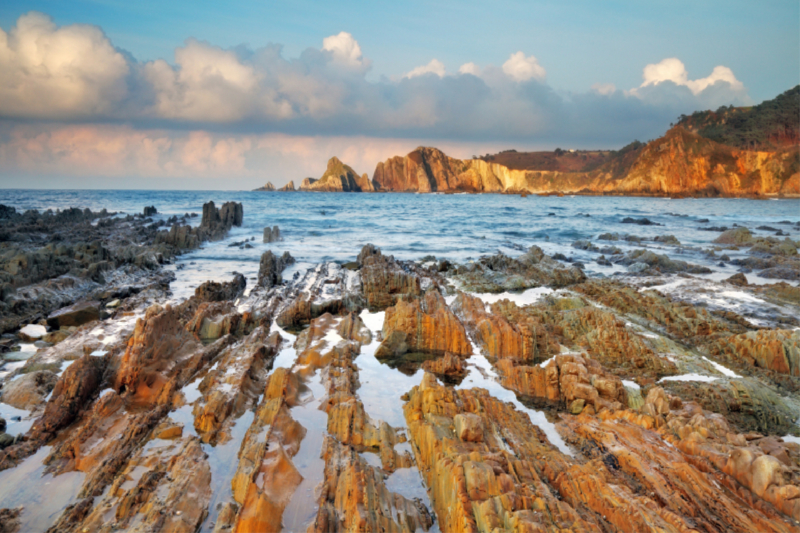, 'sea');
4,190,799,295
3,190,799,301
